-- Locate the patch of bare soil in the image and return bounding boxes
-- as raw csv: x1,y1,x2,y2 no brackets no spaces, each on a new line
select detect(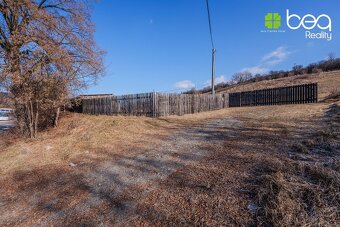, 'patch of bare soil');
0,102,339,226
